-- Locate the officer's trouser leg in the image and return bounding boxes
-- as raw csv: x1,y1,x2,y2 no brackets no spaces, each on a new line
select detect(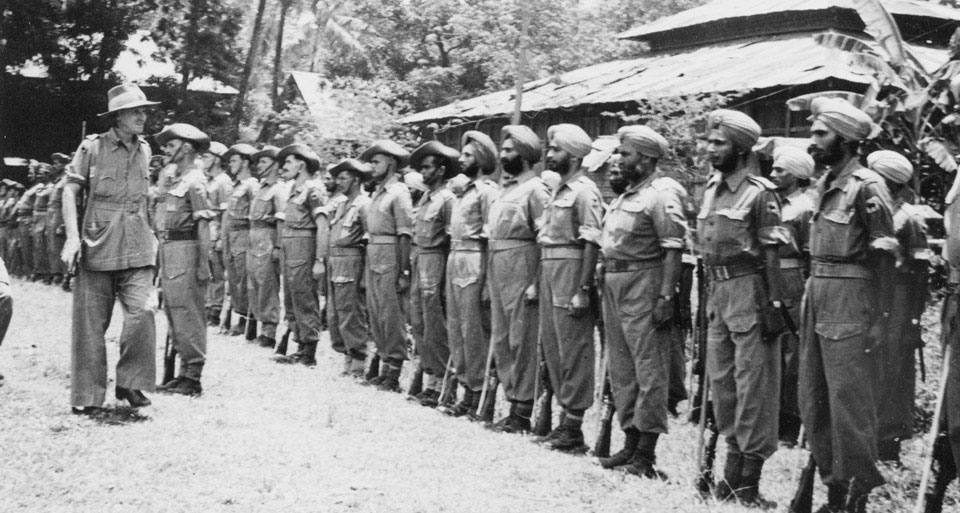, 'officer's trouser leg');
365,243,406,364
71,266,156,407
206,248,226,311
706,273,779,461
18,226,32,276
604,266,670,433
33,224,48,275
539,257,595,412
328,254,369,356
408,251,424,354
876,322,915,443
0,257,12,345
226,230,249,317
799,275,884,489
448,250,492,392
160,242,206,380
414,251,448,377
489,245,538,402
668,329,687,407
282,238,321,344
